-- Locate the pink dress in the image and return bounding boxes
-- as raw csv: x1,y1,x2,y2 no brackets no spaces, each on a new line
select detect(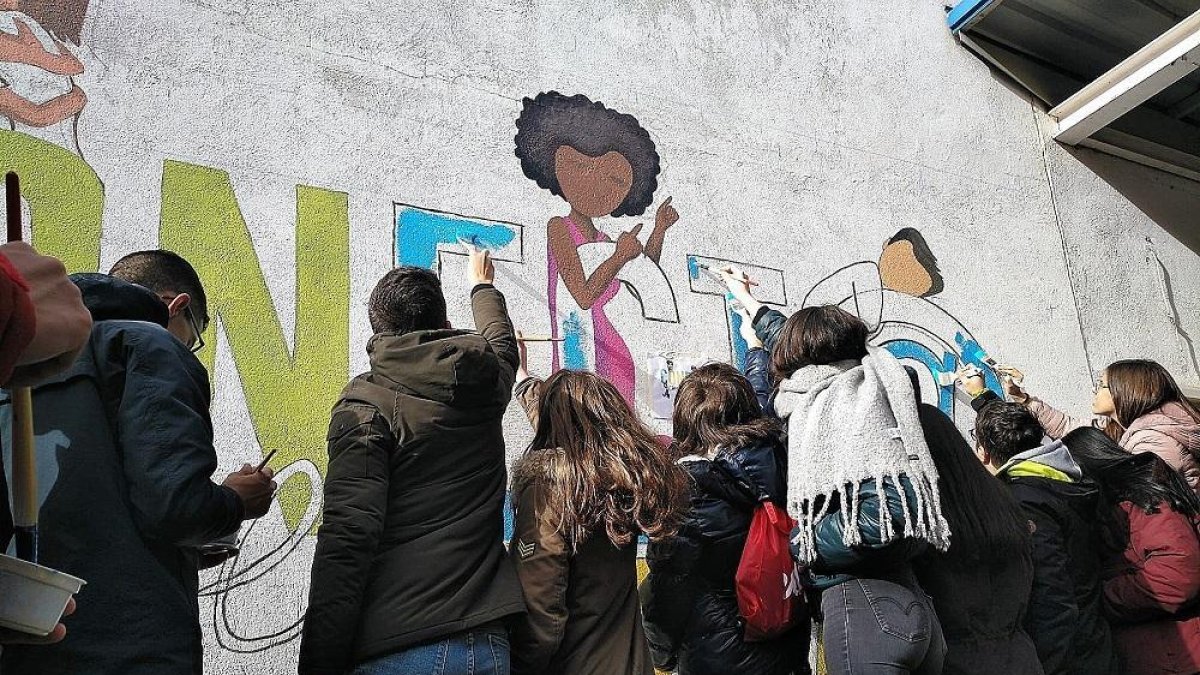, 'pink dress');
546,216,637,404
